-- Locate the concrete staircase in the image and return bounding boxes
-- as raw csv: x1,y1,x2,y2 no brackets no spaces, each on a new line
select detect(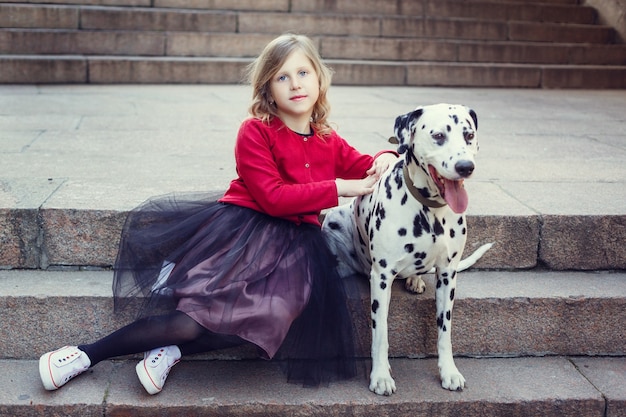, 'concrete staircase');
1,83,625,415
1,0,626,87
1,85,626,416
